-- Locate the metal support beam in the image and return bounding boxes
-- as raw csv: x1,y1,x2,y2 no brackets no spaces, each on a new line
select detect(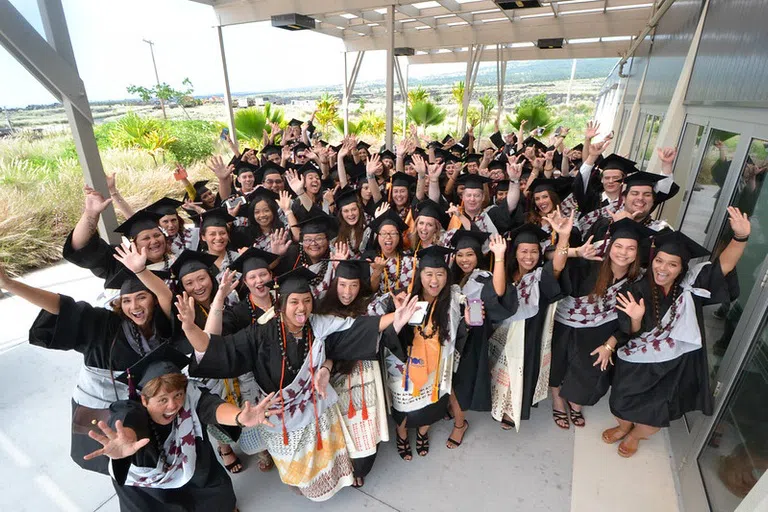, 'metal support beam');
0,0,92,122
460,44,483,134
566,59,577,105
342,50,365,135
385,5,395,149
216,25,238,149
35,0,119,243
393,56,408,137
495,44,507,123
